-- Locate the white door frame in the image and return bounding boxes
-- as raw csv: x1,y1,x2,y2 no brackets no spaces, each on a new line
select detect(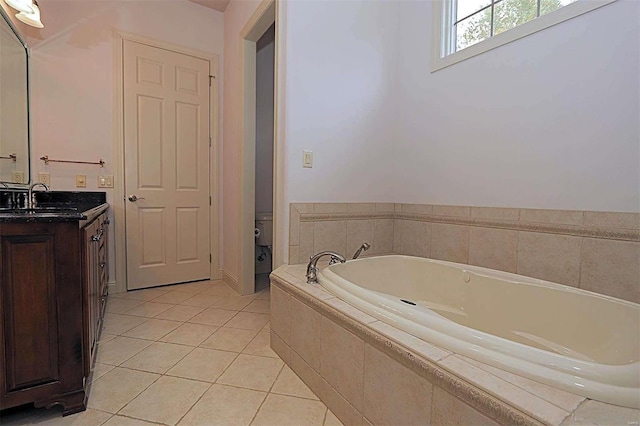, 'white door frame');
238,0,285,295
113,31,220,293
